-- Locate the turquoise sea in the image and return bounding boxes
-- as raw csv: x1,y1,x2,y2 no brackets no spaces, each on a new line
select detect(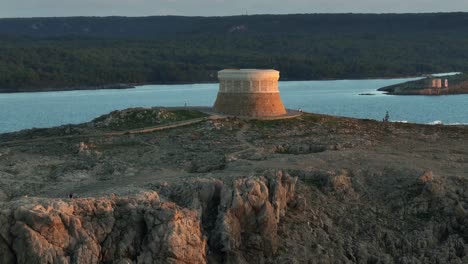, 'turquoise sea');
0,76,467,133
